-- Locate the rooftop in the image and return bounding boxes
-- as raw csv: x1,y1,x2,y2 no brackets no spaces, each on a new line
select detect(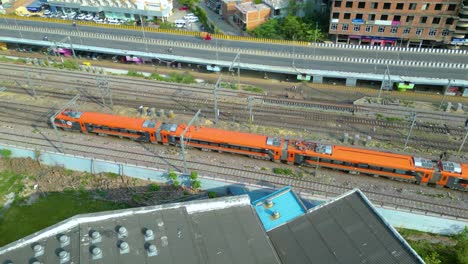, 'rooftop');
262,0,289,9
267,189,424,264
252,186,307,231
236,2,270,13
0,195,281,264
